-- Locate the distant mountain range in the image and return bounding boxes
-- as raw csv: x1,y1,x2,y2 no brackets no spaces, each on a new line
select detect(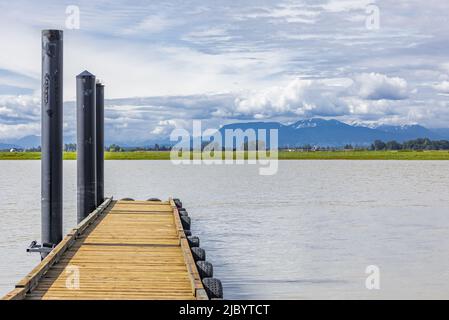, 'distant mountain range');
218,118,444,147
1,118,449,150
0,135,41,150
